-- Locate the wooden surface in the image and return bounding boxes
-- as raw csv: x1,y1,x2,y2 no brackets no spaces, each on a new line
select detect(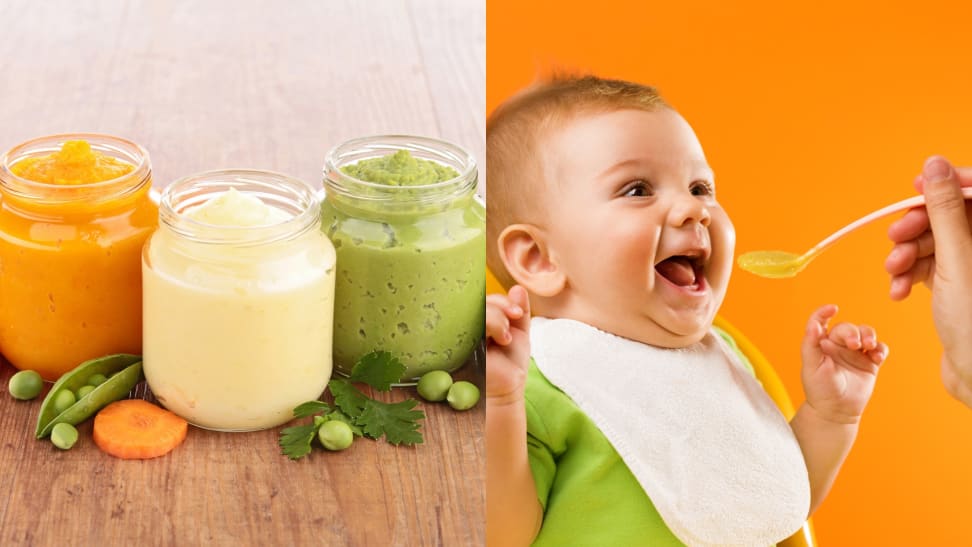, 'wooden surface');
0,1,485,545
